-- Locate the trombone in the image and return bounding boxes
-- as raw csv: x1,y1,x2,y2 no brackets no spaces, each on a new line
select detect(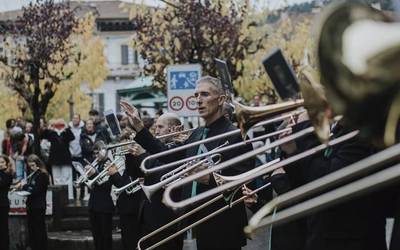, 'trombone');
244,142,400,236
137,181,273,250
86,156,126,189
113,178,141,197
162,129,359,210
139,110,304,175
